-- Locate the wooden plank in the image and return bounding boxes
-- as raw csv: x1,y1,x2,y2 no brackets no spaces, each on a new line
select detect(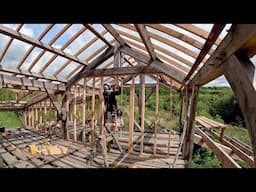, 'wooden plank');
1,152,19,166
14,161,35,168
140,75,145,154
183,24,225,83
206,129,254,167
128,77,135,153
0,25,89,68
197,128,240,168
223,53,256,167
102,24,126,46
135,24,157,60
